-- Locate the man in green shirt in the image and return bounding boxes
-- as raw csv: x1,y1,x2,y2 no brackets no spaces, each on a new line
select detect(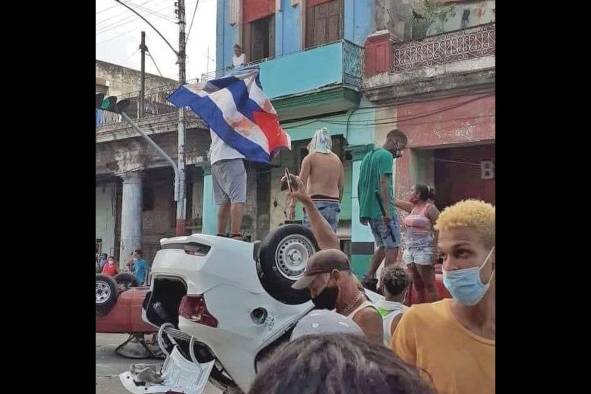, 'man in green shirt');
358,129,407,290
